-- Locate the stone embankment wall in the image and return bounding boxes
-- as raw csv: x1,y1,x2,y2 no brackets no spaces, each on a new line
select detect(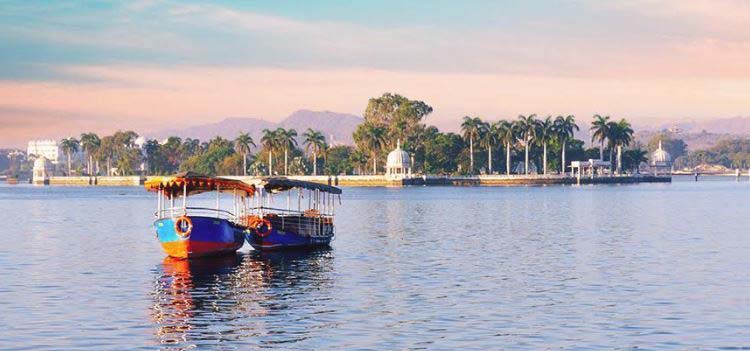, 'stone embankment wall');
45,176,144,186
227,174,671,187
